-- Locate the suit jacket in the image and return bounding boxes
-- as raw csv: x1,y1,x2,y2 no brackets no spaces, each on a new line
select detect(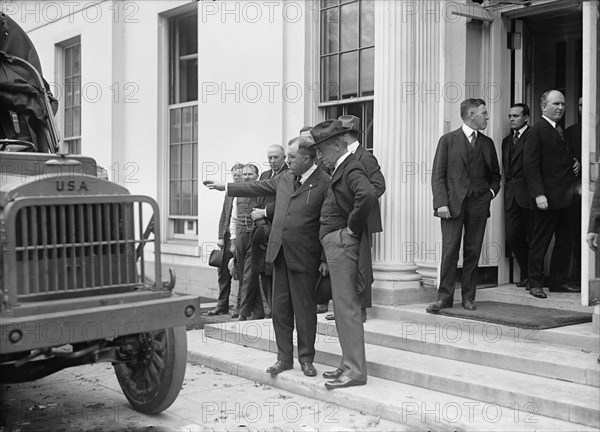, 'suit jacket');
322,153,377,293
354,145,385,233
523,118,575,209
228,168,329,273
502,126,531,210
218,195,234,240
258,164,288,222
432,128,501,218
